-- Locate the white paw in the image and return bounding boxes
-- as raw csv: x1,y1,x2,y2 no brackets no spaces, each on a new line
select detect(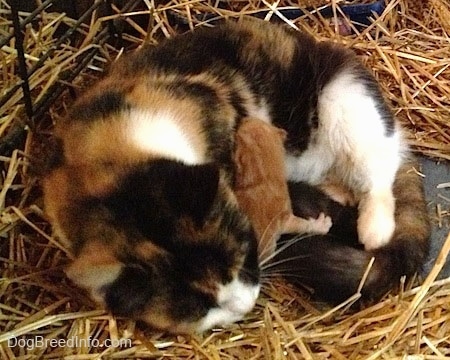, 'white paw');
308,212,333,234
358,200,395,250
